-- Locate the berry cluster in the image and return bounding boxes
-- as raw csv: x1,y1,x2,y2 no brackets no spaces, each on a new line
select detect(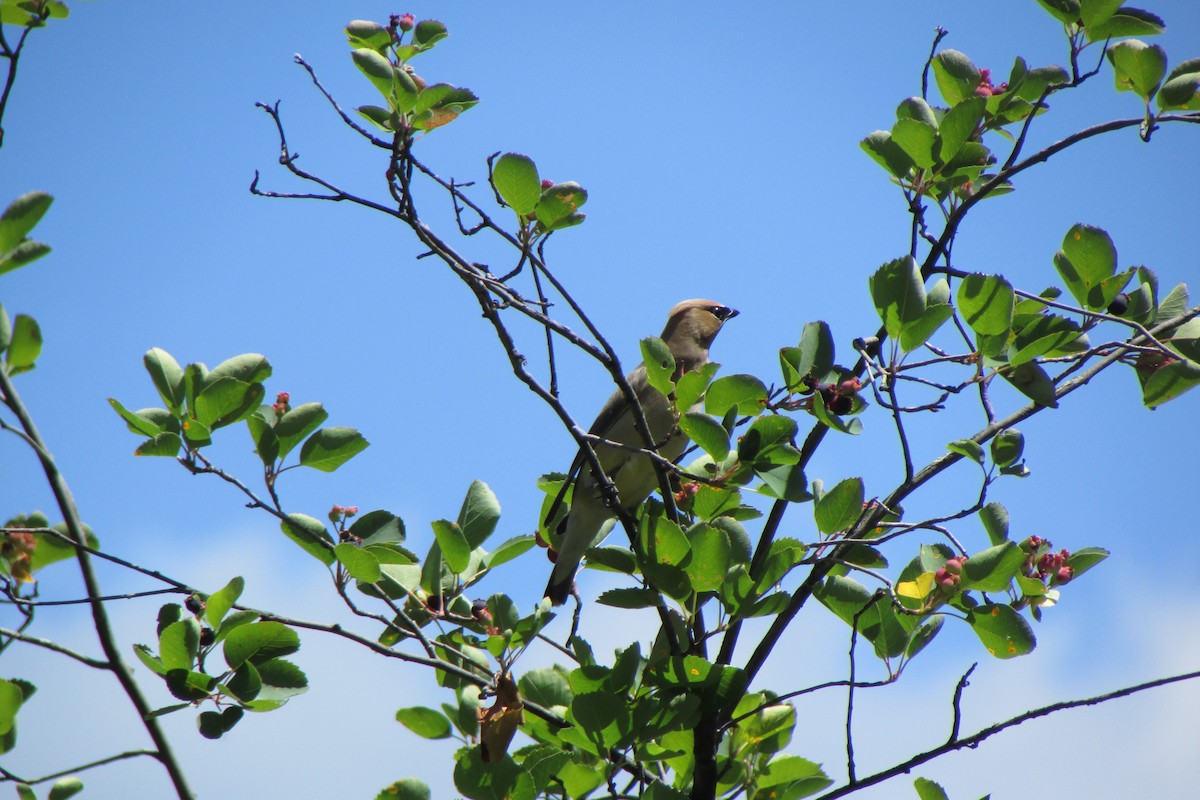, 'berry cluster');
974,68,1009,97
388,13,415,36
272,391,291,415
1,531,37,583
1025,535,1073,586
934,554,967,590
798,375,861,414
